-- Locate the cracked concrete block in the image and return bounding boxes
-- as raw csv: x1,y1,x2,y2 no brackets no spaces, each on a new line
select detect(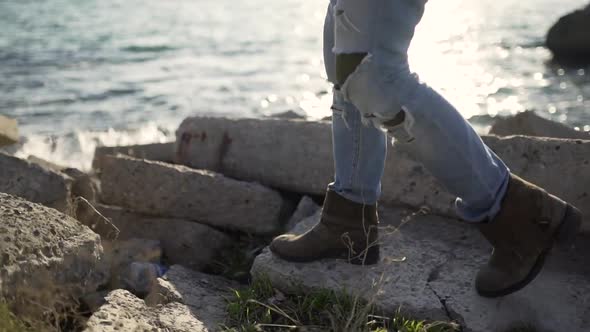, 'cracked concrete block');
0,115,18,146
96,204,232,270
382,136,590,232
99,154,284,234
489,110,590,140
175,118,590,232
252,207,590,332
92,142,176,171
84,289,208,332
252,209,452,321
0,152,73,213
146,265,238,330
176,117,334,195
0,193,107,322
